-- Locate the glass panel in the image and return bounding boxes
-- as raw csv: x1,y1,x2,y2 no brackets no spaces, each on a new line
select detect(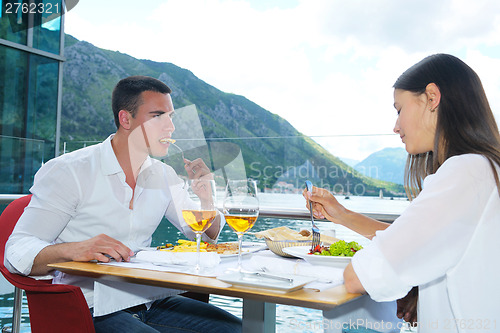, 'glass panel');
27,53,58,161
0,0,28,44
142,104,409,216
32,0,62,54
60,105,409,215
0,46,58,193
0,46,28,193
